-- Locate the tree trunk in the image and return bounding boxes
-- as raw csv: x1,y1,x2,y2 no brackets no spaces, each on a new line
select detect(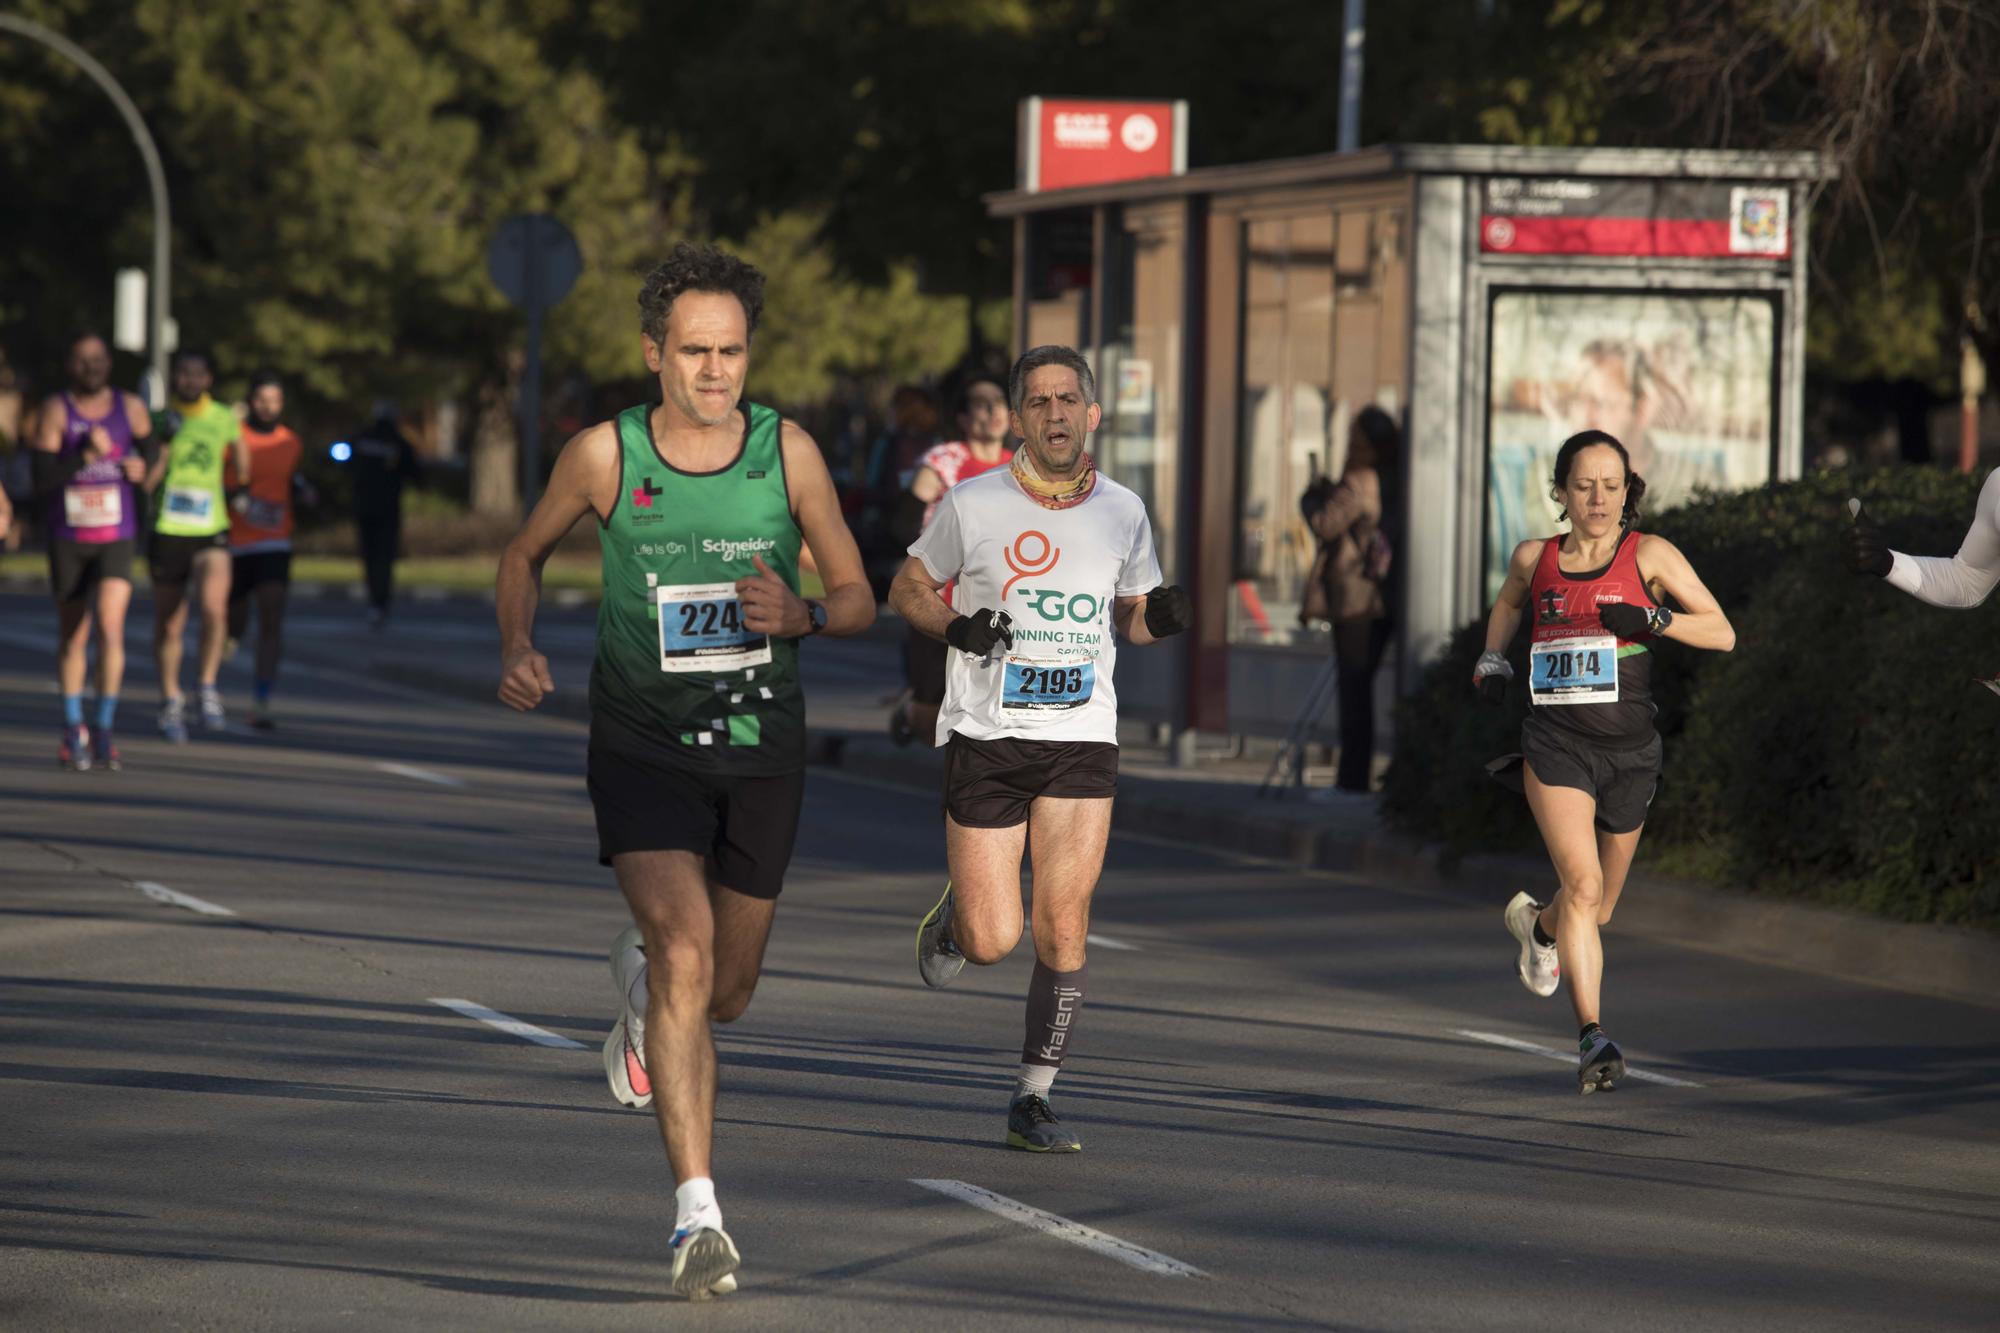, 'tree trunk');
470,348,523,519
